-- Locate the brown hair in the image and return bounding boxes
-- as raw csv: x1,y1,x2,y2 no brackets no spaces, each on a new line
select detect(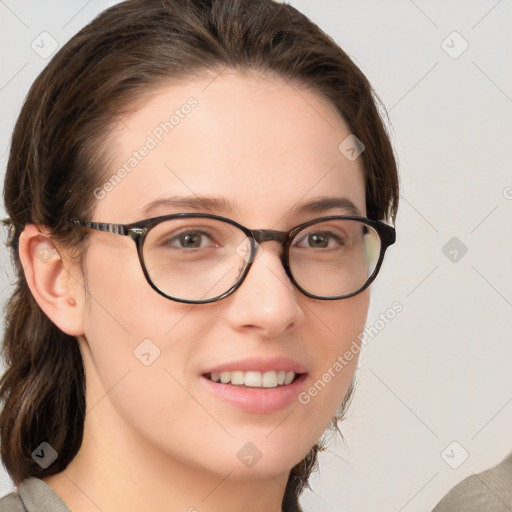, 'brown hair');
0,0,399,509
